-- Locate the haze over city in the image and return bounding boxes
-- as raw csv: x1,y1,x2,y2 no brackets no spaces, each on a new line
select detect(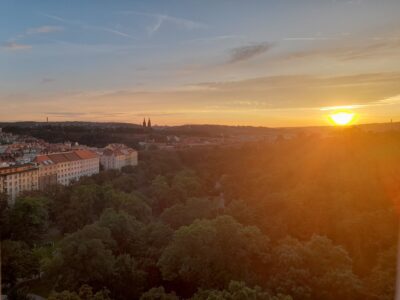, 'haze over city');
2,0,400,126
4,1,400,299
